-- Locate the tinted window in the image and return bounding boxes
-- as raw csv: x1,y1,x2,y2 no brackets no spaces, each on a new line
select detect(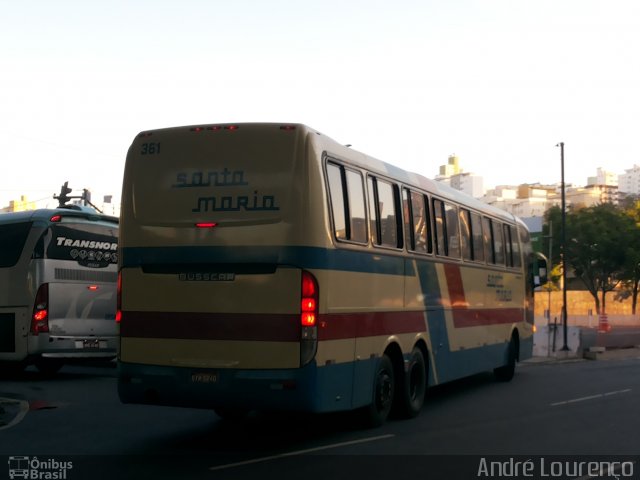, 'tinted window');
433,199,446,256
327,162,368,244
471,212,485,263
433,199,460,258
459,209,472,261
493,220,505,265
345,169,367,243
326,163,347,241
0,222,32,267
369,177,400,248
403,189,431,254
444,203,460,258
35,222,118,268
